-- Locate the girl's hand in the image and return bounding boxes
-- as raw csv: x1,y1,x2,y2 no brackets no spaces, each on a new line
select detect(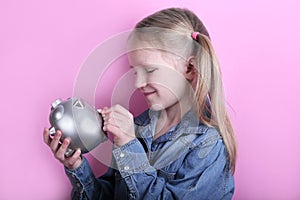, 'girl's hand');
43,128,82,169
100,105,135,147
